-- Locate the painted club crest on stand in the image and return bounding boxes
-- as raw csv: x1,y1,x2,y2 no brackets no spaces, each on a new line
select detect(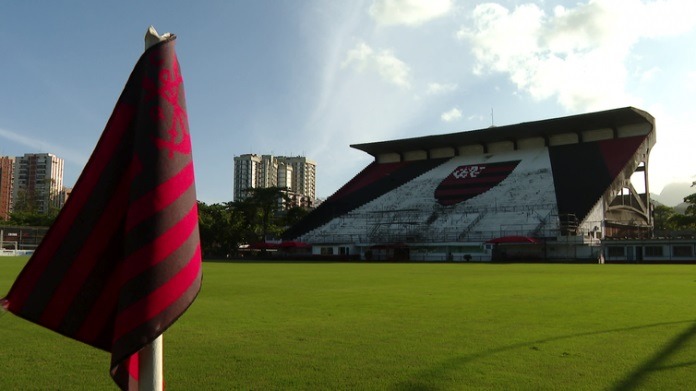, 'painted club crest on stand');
434,160,520,206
